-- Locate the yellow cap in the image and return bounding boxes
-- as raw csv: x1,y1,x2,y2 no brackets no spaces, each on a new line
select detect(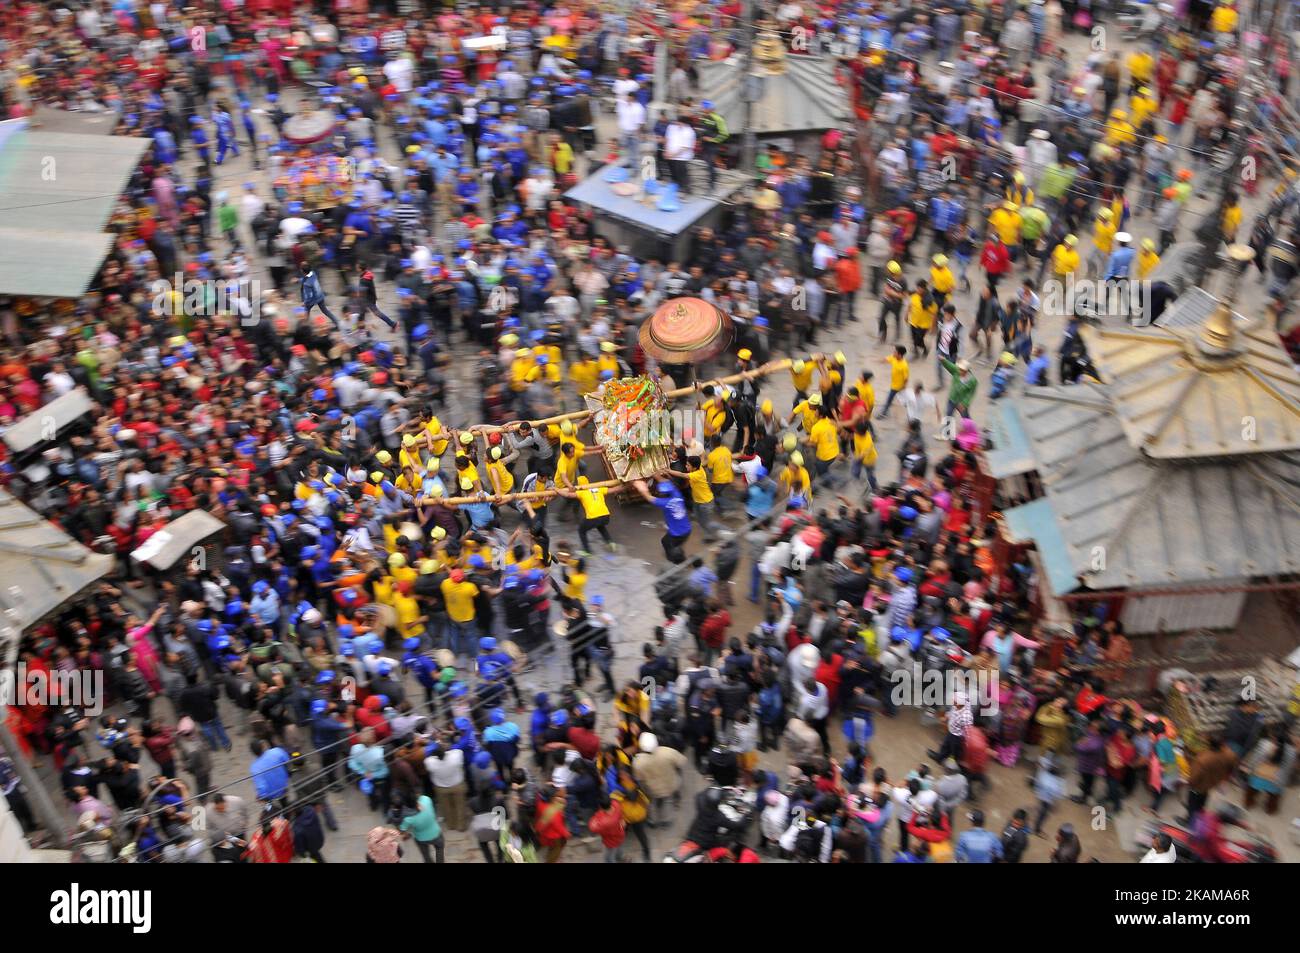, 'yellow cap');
388,553,406,568
782,433,797,452
737,348,753,361
428,484,444,498
577,475,589,485
1099,209,1113,220
500,333,519,346
402,433,416,447
600,341,616,353
370,471,384,483
419,559,438,575
491,446,502,460
1013,170,1025,184
431,526,447,540
792,359,806,372
1141,237,1156,251
459,431,475,445
791,451,805,467
376,450,392,464
761,399,773,414
887,260,902,274
459,477,475,491
1064,234,1078,246
932,254,948,267
808,393,822,406
560,420,574,435
405,144,420,155
834,351,846,365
